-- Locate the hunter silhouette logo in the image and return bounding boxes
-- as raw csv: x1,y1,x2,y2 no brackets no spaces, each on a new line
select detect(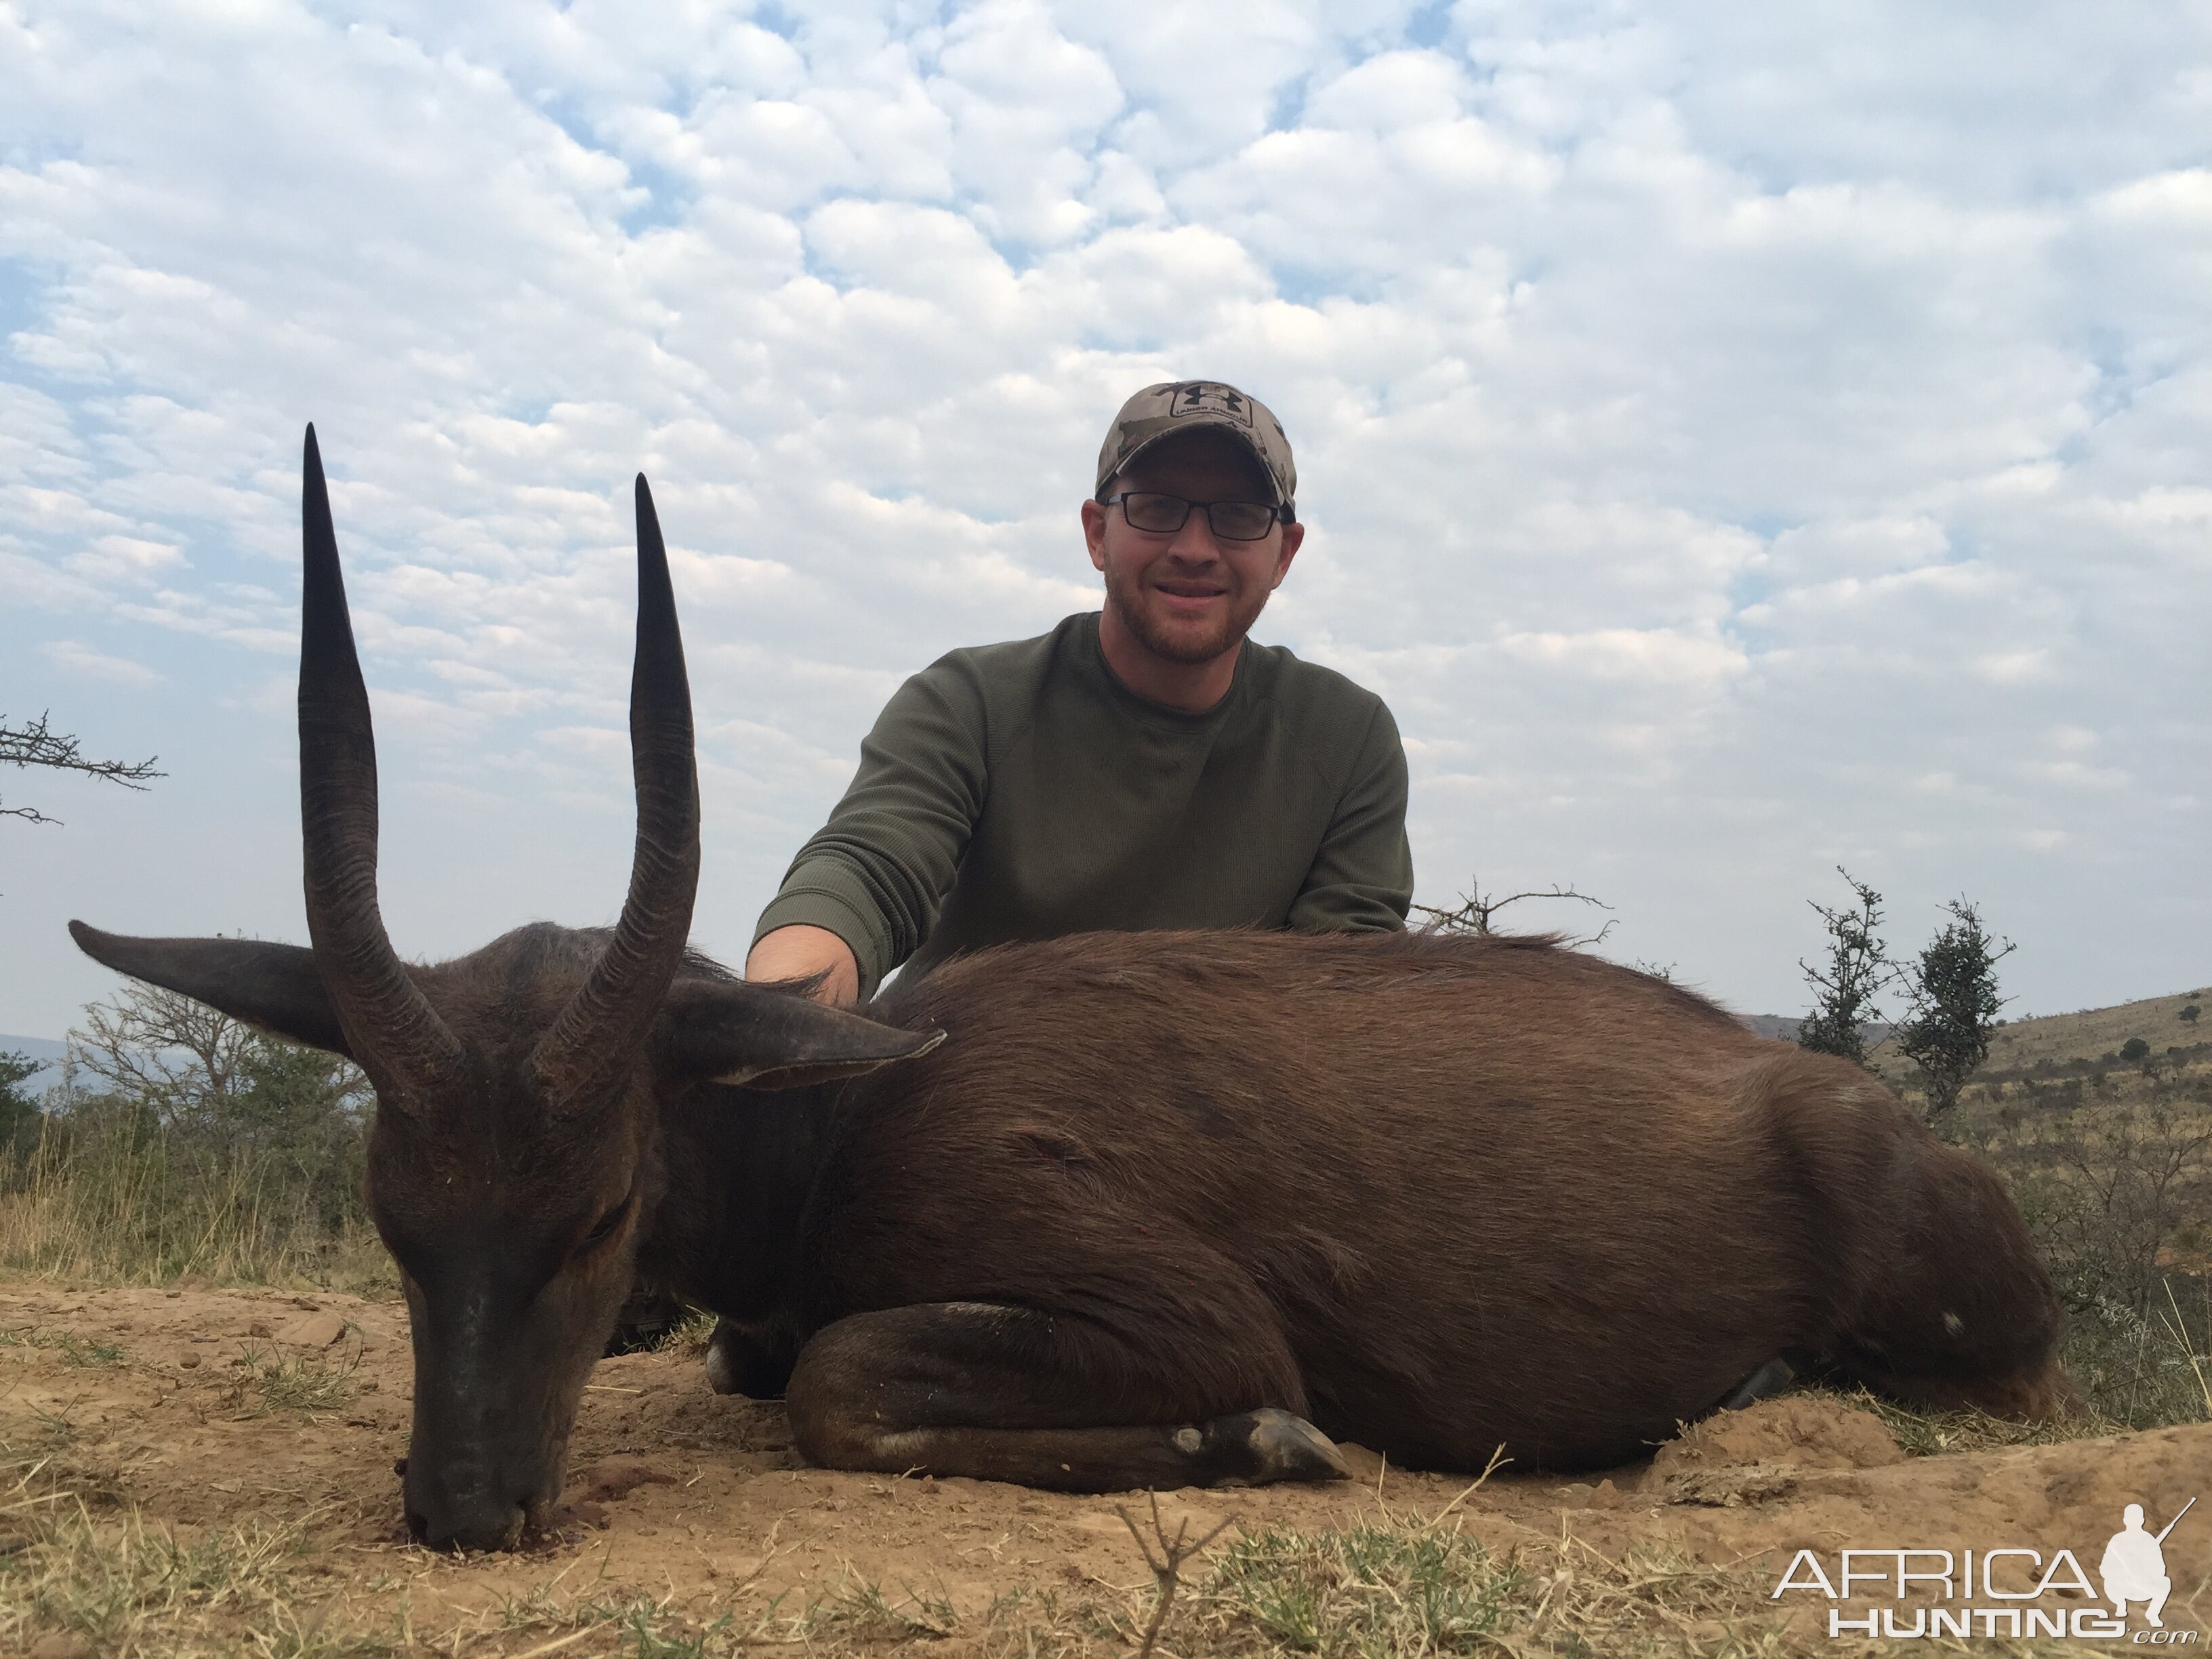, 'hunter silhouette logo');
2104,1498,2192,1629
1774,1496,2198,1641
